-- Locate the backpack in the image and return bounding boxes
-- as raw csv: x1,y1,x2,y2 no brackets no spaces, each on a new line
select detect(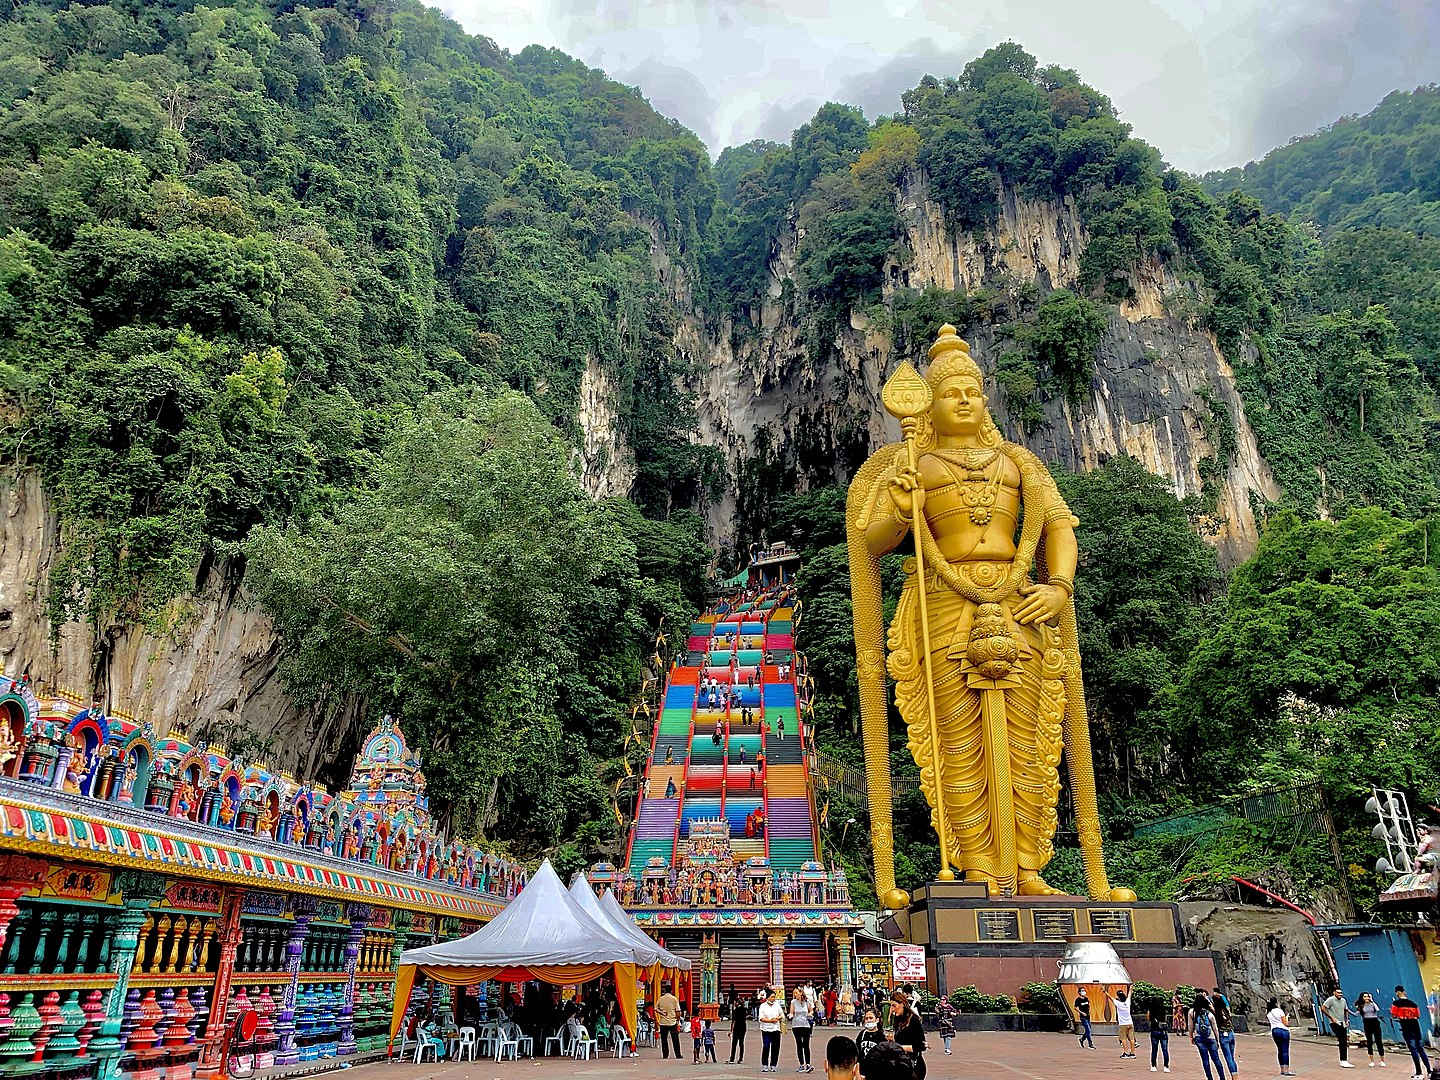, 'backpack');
1193,1011,1214,1040
1213,998,1234,1033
